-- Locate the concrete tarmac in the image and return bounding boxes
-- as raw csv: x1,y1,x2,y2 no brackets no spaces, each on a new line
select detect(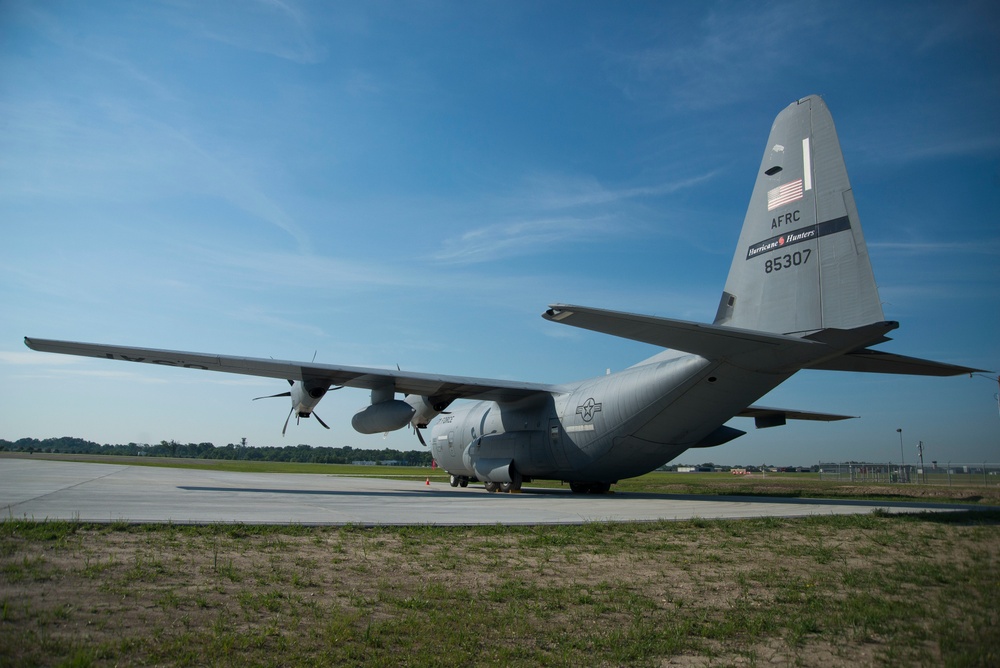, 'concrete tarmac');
0,457,981,525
